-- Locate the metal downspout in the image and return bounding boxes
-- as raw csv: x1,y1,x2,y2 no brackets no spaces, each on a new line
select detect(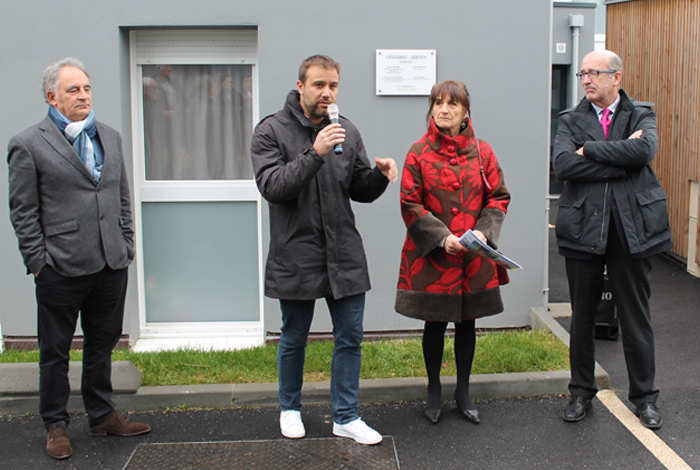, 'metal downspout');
570,14,584,108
